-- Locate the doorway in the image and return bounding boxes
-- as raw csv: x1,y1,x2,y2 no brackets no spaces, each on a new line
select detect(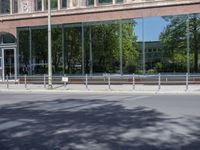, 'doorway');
2,48,17,80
